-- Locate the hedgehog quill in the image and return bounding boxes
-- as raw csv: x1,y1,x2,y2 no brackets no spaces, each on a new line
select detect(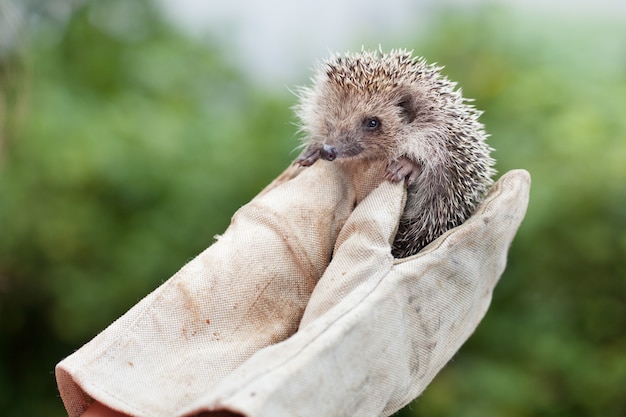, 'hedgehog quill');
295,49,495,258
